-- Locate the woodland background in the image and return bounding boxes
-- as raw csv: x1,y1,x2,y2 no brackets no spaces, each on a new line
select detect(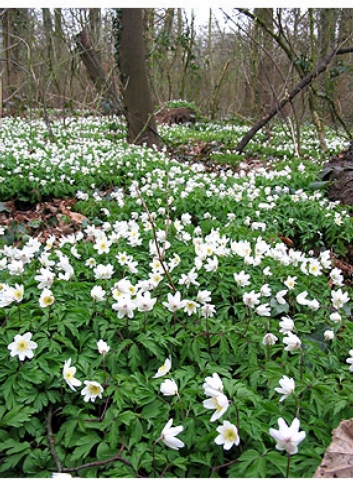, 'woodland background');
0,8,352,147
